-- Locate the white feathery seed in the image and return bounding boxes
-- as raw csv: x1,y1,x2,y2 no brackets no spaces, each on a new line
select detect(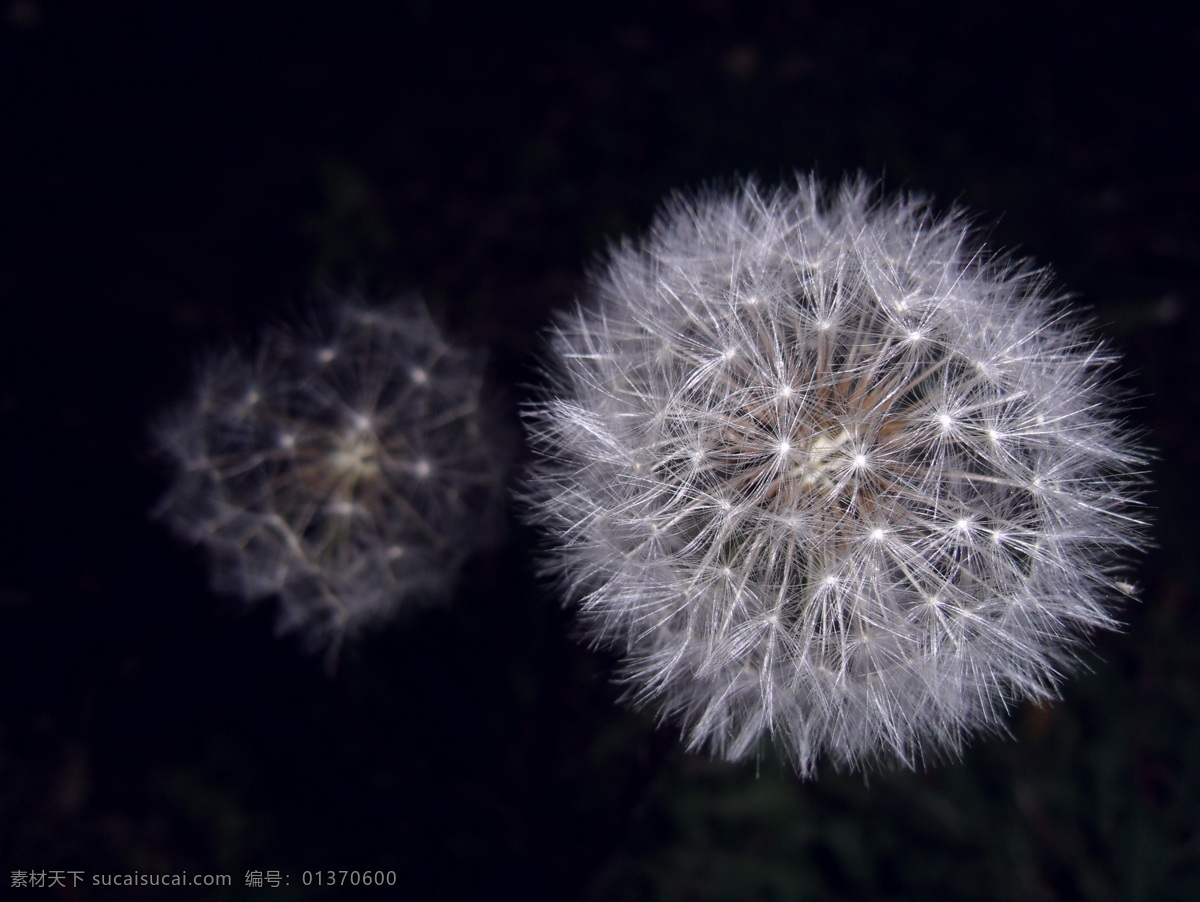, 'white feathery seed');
524,174,1147,776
